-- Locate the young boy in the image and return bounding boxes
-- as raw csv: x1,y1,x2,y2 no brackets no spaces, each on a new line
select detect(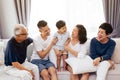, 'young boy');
53,20,70,71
